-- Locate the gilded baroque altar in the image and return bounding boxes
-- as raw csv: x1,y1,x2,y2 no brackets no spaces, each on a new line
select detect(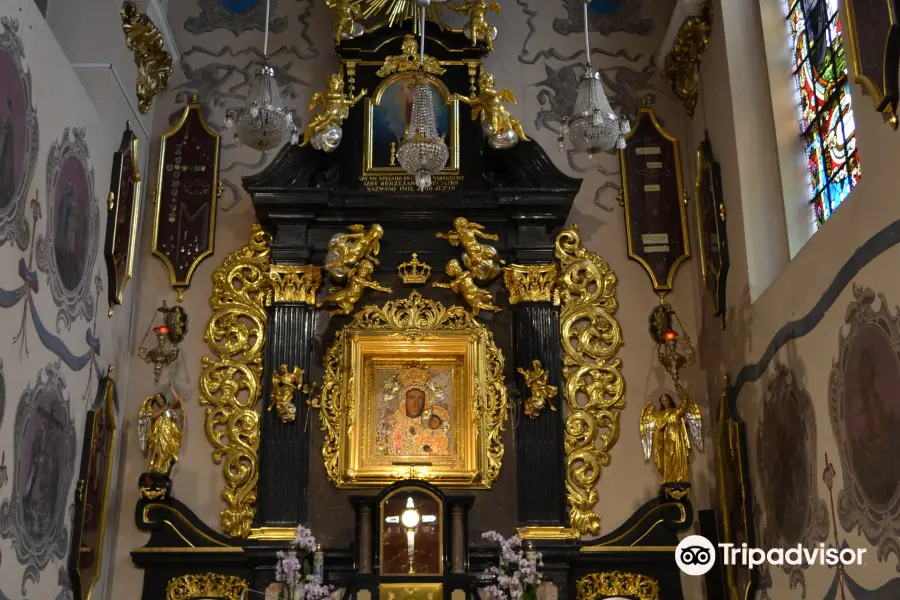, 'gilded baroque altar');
130,12,696,600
